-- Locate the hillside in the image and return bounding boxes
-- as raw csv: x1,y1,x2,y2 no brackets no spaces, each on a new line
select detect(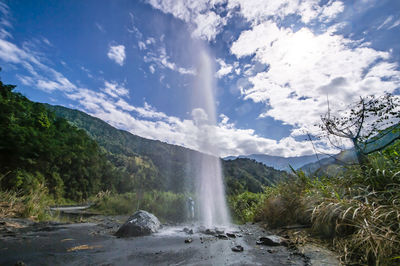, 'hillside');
45,104,286,194
223,158,288,195
0,80,116,201
224,153,330,171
